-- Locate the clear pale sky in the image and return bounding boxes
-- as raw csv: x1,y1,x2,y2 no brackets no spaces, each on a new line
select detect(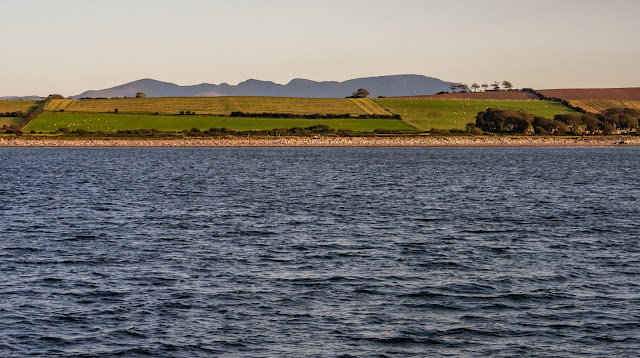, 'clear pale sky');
2,0,639,96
